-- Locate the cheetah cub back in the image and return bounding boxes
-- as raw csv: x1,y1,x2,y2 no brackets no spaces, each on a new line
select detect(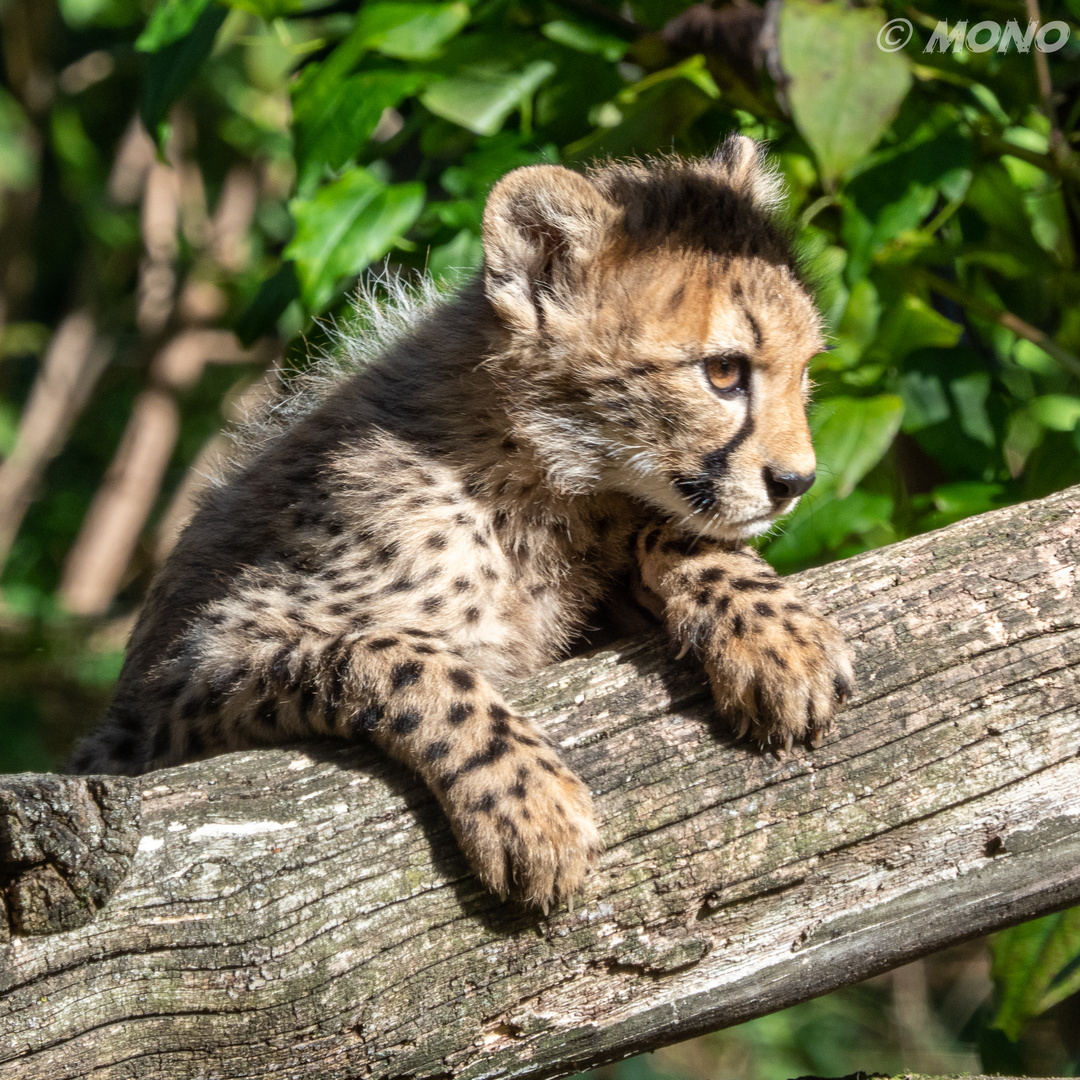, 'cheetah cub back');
71,135,854,910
